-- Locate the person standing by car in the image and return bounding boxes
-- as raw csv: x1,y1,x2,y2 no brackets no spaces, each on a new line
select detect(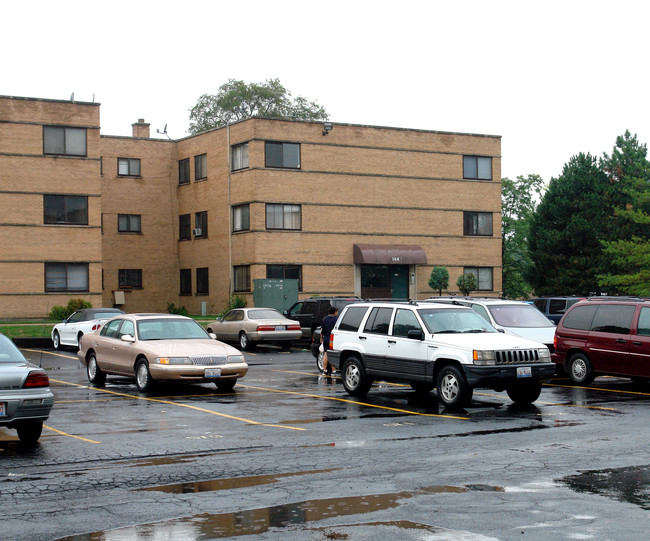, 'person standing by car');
320,307,339,375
